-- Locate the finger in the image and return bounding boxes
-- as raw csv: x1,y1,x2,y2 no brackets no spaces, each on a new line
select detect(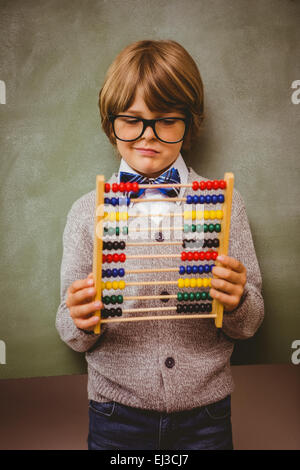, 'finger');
211,266,241,285
210,278,242,296
68,276,94,297
75,315,100,331
70,286,98,306
216,255,245,274
70,299,103,320
209,288,240,311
